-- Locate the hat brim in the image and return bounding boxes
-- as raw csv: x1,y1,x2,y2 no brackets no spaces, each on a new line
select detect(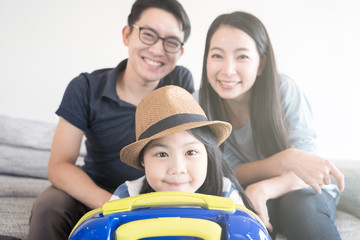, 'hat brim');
120,120,232,170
